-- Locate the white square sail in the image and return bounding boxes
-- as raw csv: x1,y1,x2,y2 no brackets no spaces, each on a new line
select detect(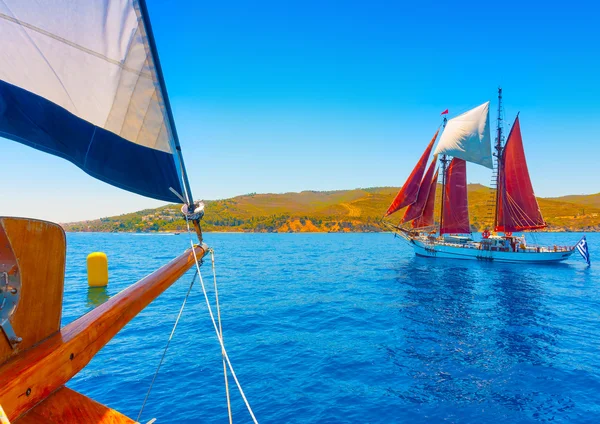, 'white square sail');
433,101,493,169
